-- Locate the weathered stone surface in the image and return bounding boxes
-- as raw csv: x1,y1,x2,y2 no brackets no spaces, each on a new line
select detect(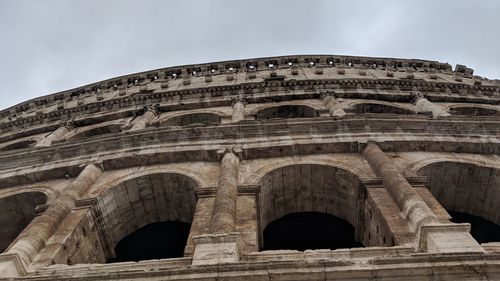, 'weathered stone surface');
0,54,498,280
